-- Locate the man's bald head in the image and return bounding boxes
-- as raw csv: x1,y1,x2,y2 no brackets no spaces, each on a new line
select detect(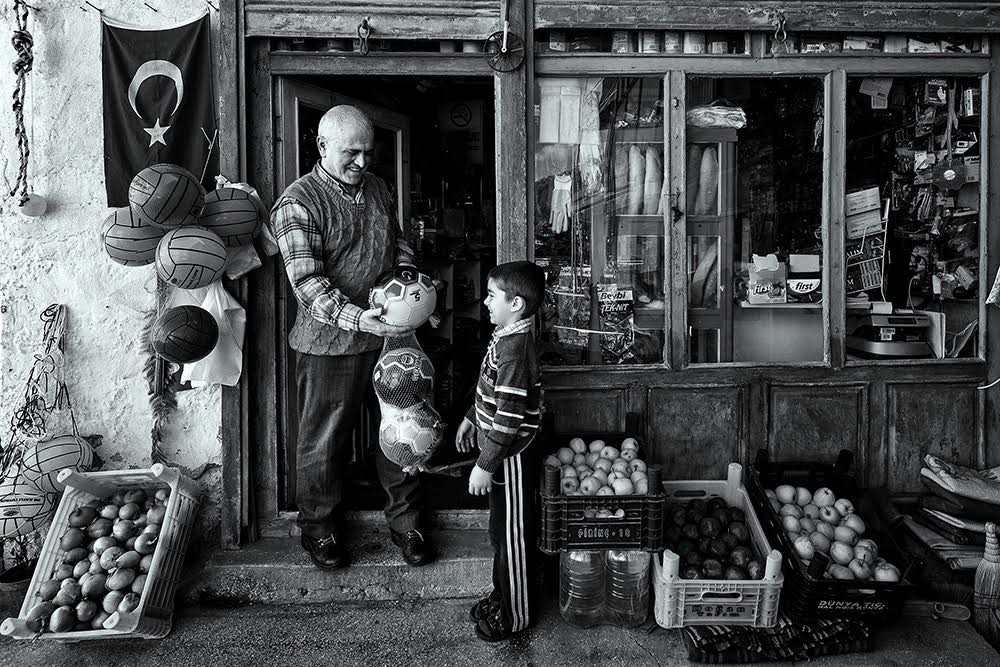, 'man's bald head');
317,105,375,186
